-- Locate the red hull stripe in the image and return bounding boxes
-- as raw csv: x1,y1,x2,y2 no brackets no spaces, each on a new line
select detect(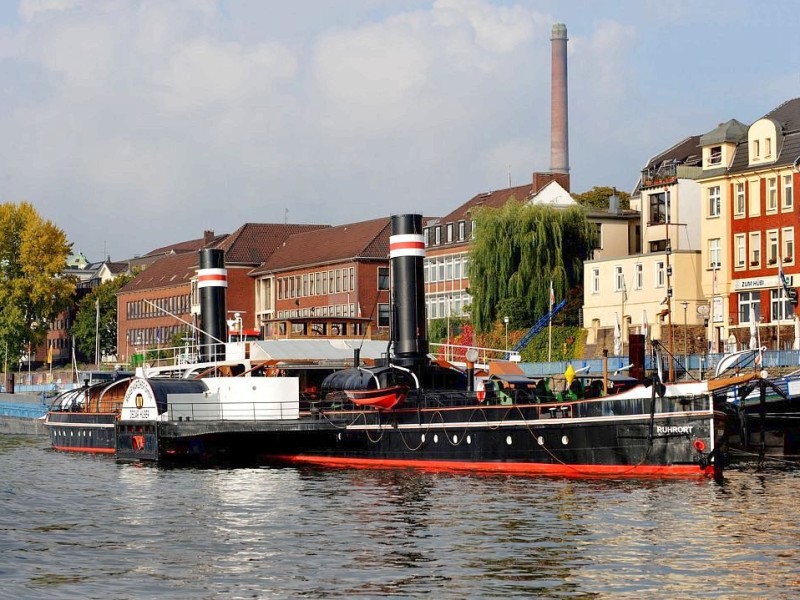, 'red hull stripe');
53,445,116,455
270,455,713,478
